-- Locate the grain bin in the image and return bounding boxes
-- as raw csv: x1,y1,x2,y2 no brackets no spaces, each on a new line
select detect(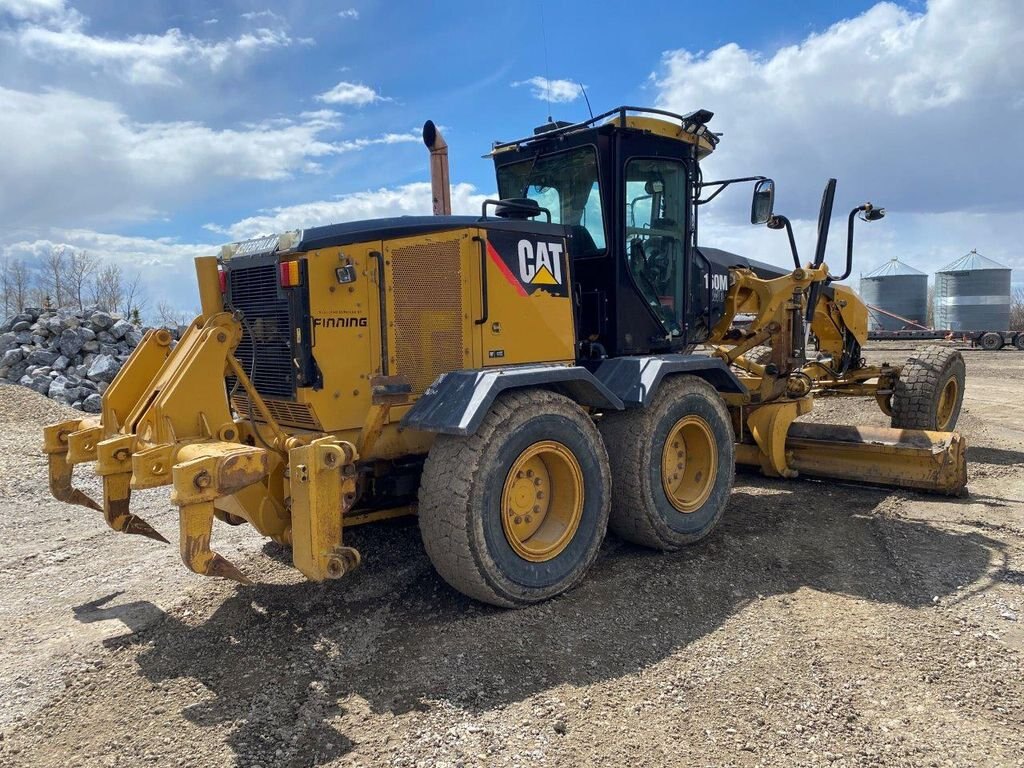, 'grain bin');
933,250,1011,331
860,258,928,330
